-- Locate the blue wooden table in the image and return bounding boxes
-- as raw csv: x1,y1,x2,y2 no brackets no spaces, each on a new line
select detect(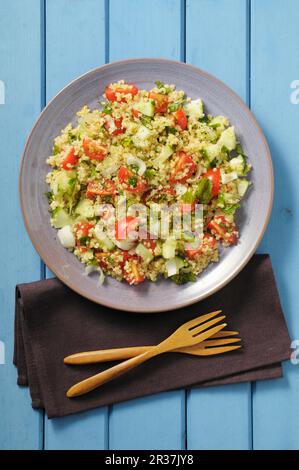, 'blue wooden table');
1,0,298,450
